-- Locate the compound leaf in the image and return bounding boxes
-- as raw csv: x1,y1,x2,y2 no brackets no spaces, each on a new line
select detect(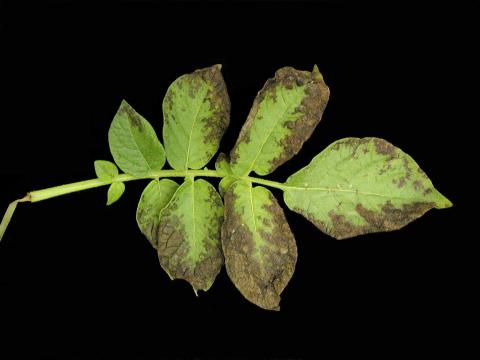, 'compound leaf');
230,65,330,177
155,177,224,293
222,180,297,310
107,182,125,206
163,65,230,170
136,179,179,248
283,137,452,240
94,160,118,181
108,100,166,176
